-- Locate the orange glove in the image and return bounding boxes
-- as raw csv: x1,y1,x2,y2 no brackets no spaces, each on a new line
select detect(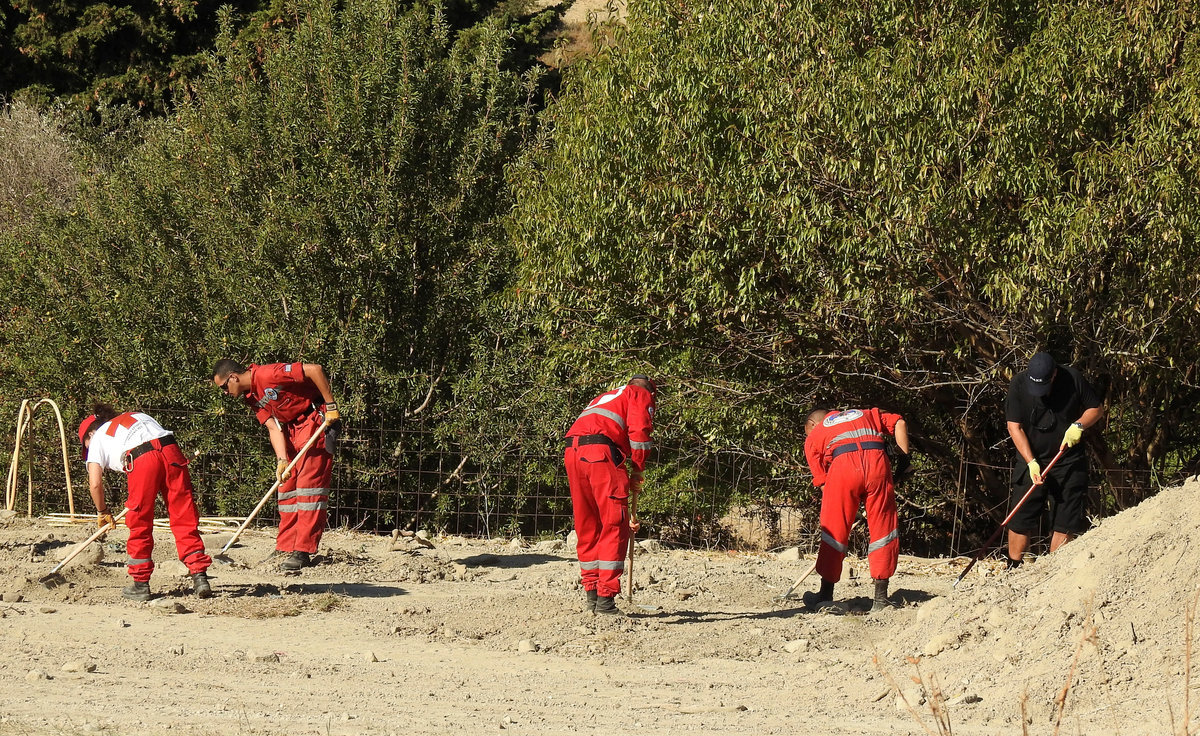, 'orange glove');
276,459,292,483
97,511,115,529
